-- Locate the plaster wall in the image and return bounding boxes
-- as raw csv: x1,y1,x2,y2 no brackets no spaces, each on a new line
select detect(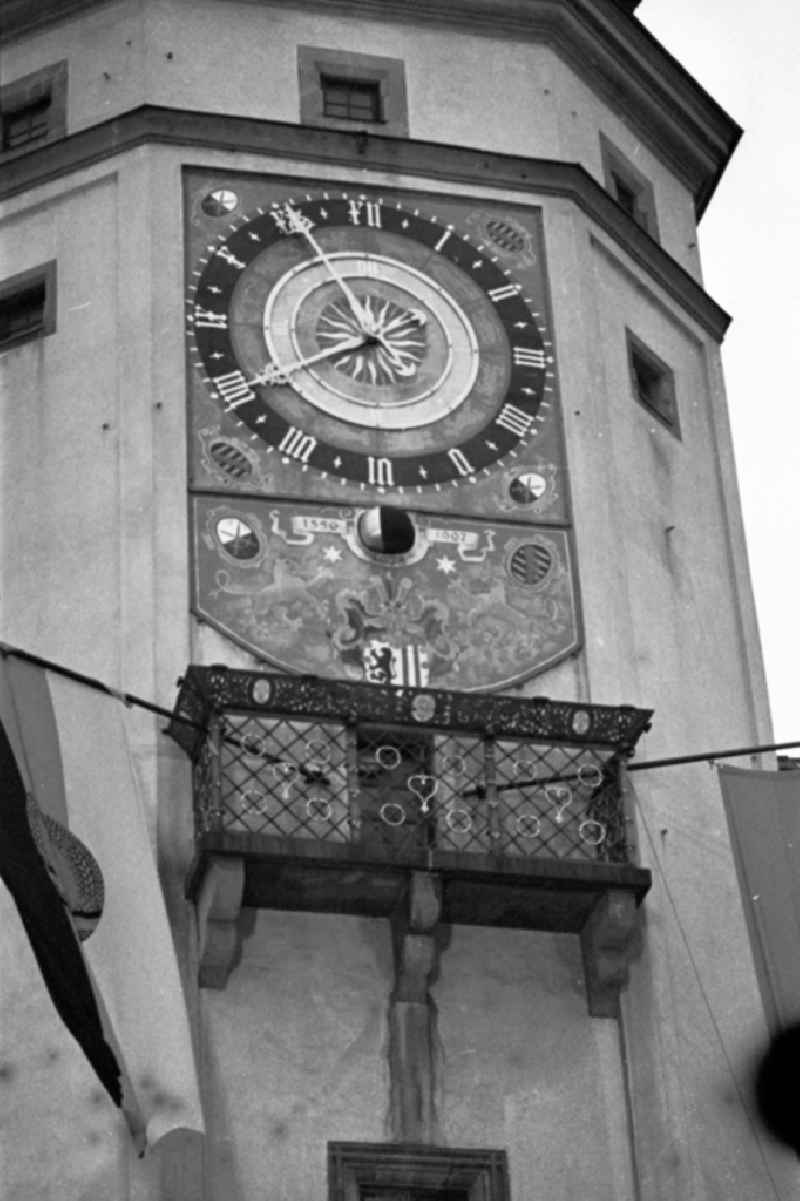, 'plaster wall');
544,199,767,737
0,882,127,1201
0,0,146,126
199,910,391,1201
0,170,122,679
1,0,701,272
434,924,636,1201
546,54,701,278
